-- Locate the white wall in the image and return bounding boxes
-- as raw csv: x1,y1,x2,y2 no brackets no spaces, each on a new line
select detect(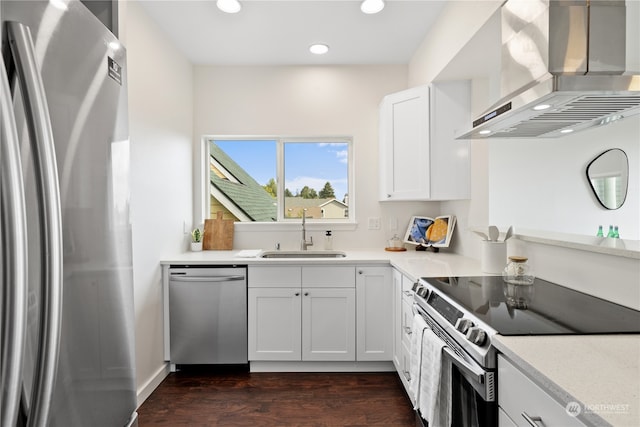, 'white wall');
122,1,194,405
489,118,640,239
193,65,440,250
